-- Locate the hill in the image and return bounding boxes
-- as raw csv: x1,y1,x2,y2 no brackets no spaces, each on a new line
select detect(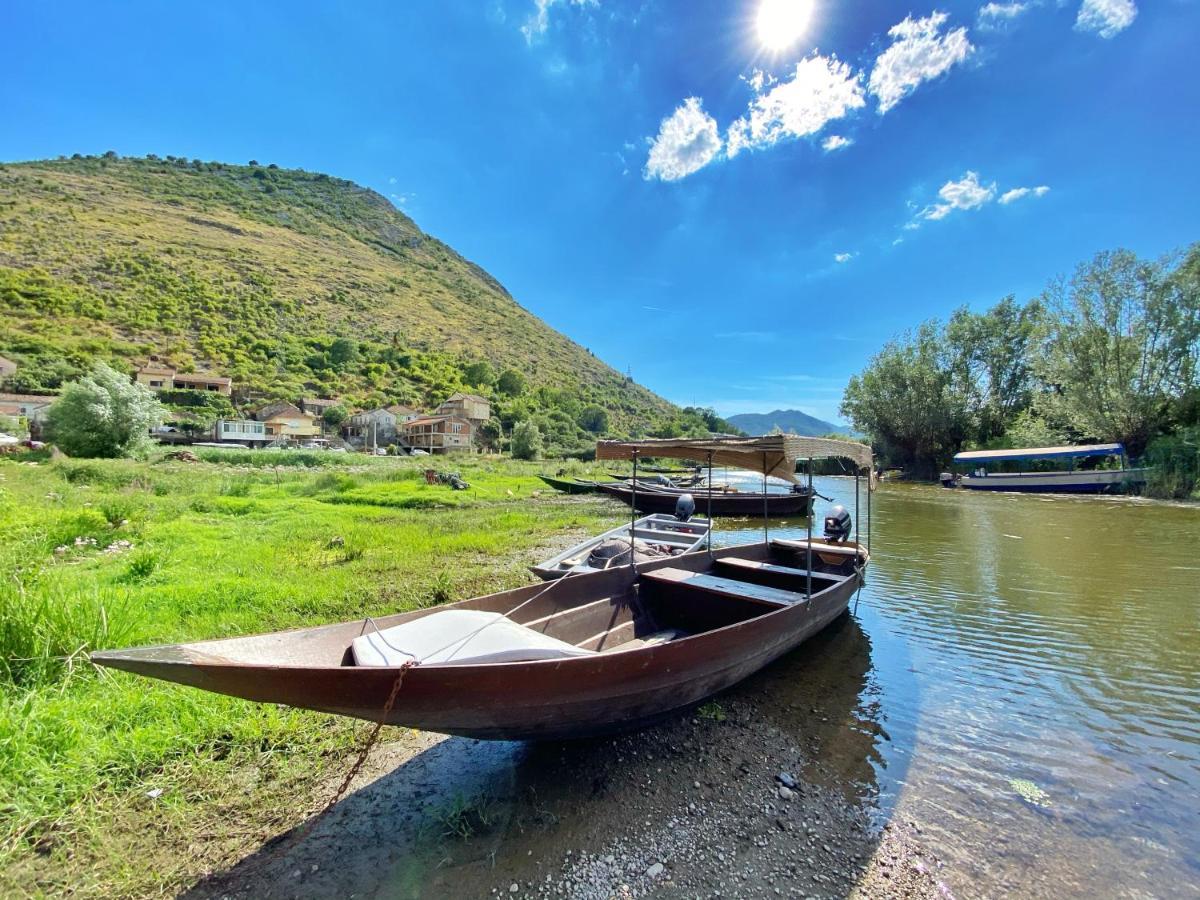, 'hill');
726,409,848,437
0,154,721,448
